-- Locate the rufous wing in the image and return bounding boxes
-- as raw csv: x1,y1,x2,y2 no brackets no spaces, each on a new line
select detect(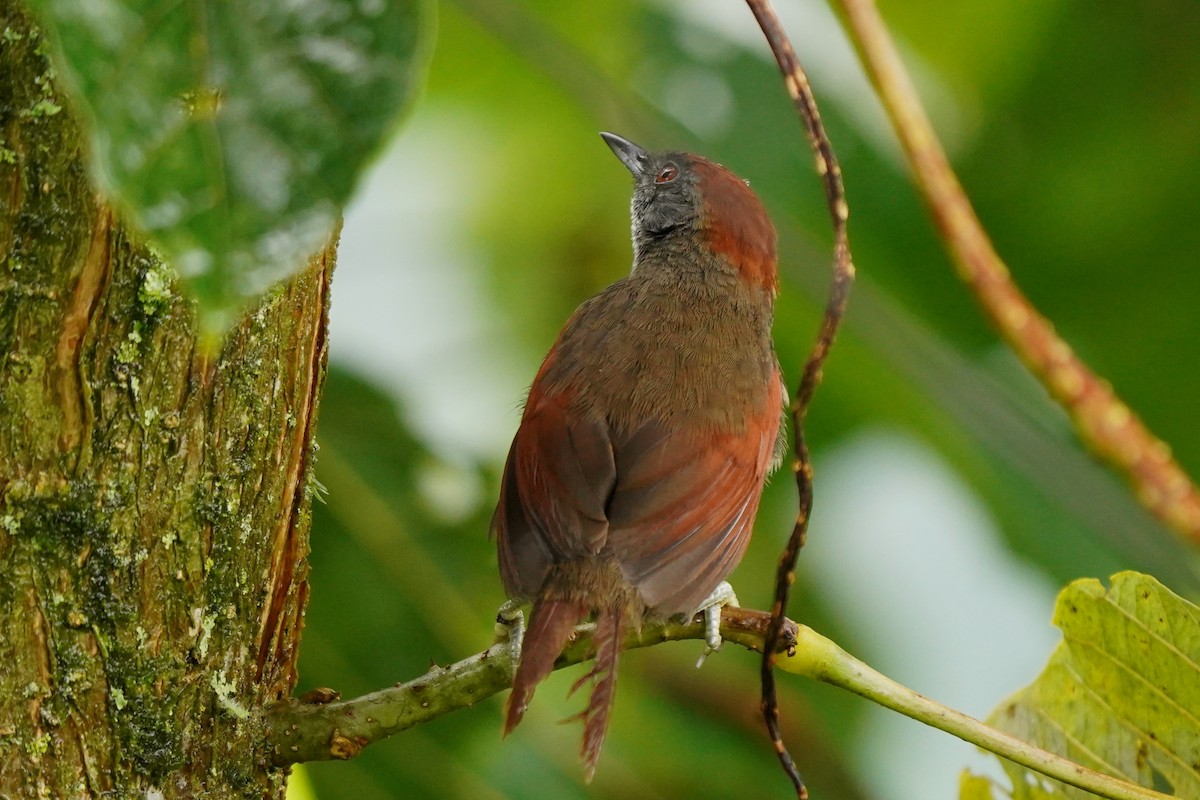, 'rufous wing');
495,366,782,617
493,385,616,600
606,370,784,616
